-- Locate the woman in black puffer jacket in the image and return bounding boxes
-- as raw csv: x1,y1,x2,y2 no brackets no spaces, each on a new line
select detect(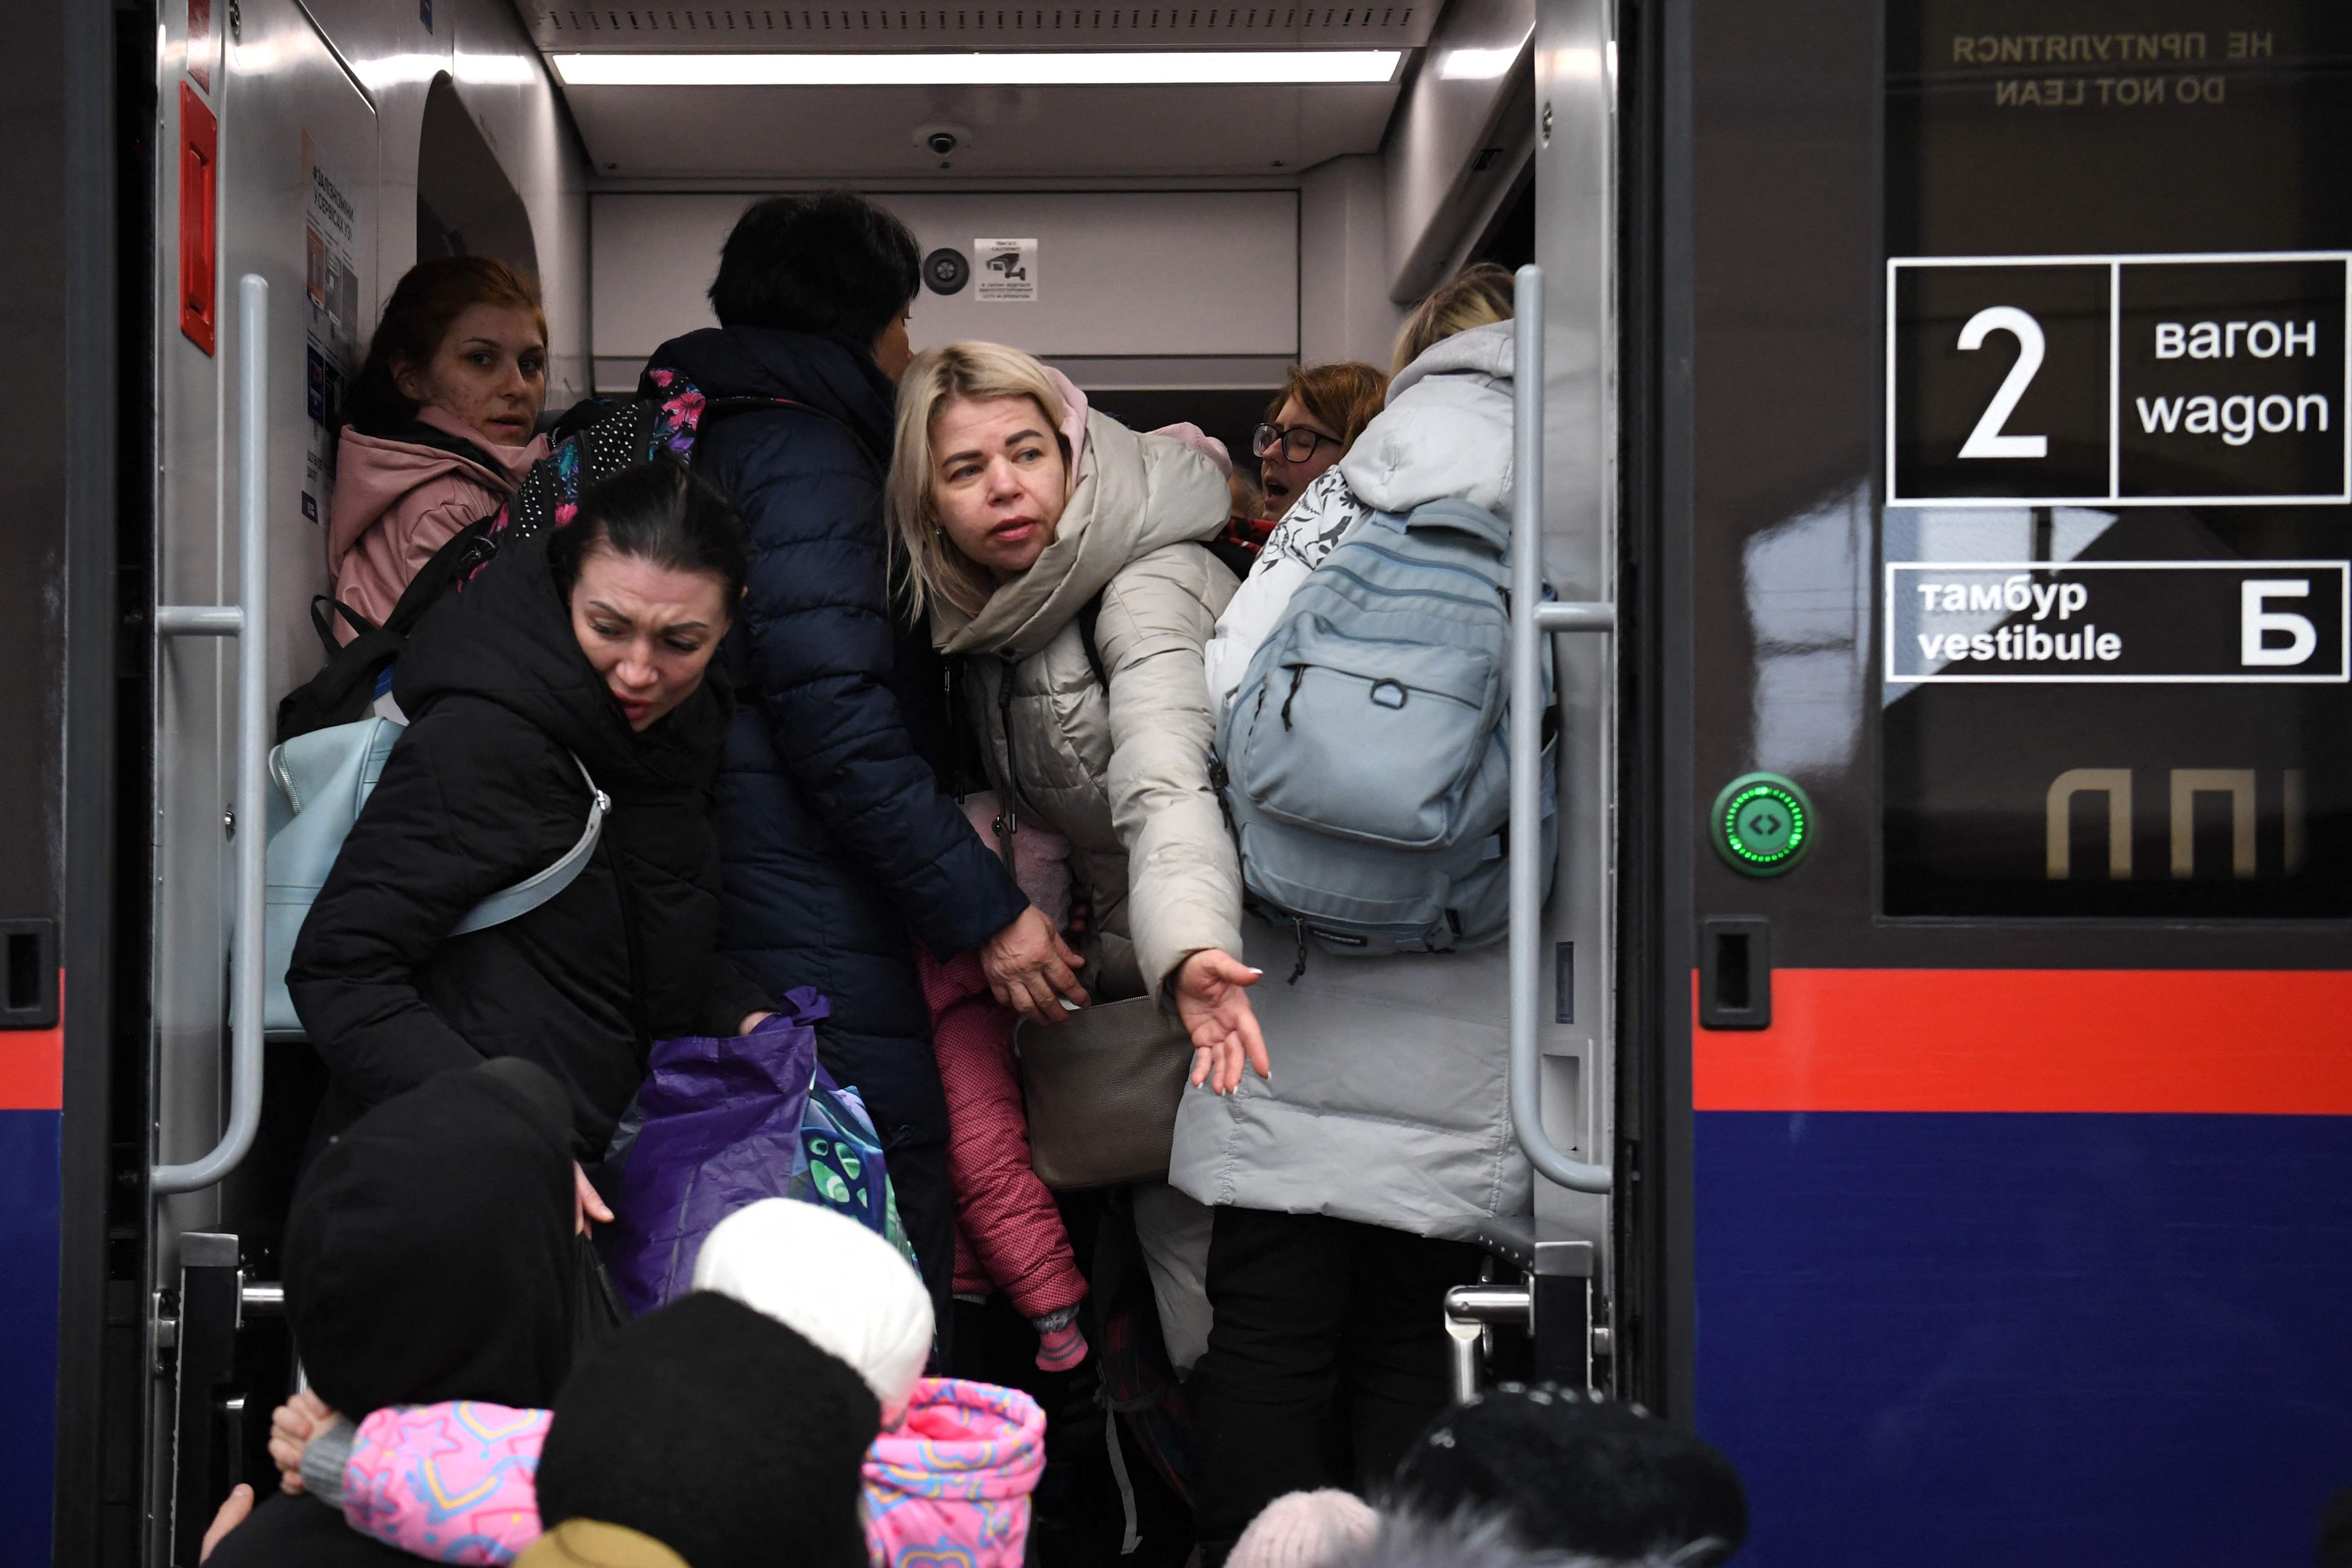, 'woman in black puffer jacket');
288,462,775,1226
644,193,1080,1333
